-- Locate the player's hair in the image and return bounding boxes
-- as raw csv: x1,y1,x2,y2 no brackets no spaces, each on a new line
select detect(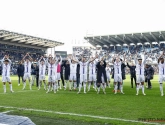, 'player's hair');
4,59,9,62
